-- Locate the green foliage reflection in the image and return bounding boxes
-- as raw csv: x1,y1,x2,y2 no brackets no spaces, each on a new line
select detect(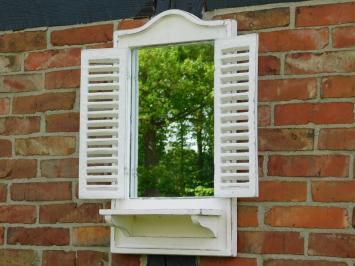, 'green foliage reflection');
137,42,214,197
